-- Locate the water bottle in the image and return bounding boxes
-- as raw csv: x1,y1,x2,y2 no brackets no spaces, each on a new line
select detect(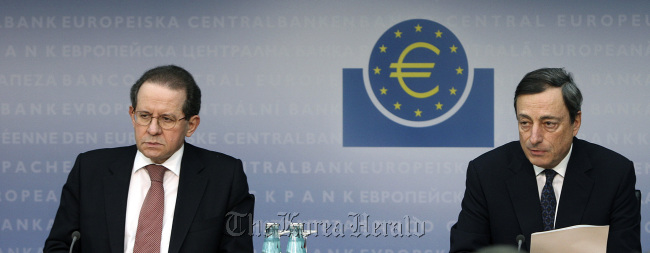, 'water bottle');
285,223,306,253
262,223,281,253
